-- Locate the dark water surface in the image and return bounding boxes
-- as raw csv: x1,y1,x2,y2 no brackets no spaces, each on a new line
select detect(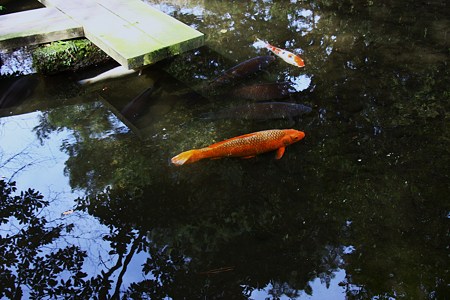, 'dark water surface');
1,0,449,299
